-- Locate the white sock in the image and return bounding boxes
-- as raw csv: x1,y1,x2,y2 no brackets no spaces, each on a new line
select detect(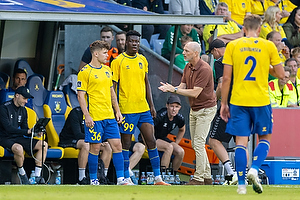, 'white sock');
18,167,26,176
129,168,134,176
78,168,86,181
155,175,162,182
104,168,108,177
223,160,235,175
35,166,42,177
